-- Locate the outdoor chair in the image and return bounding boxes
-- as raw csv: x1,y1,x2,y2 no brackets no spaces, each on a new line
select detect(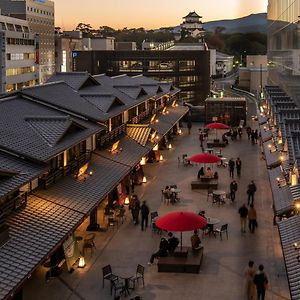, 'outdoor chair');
130,264,145,288
111,277,125,297
102,264,119,292
214,224,228,240
82,233,96,255
107,217,118,230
